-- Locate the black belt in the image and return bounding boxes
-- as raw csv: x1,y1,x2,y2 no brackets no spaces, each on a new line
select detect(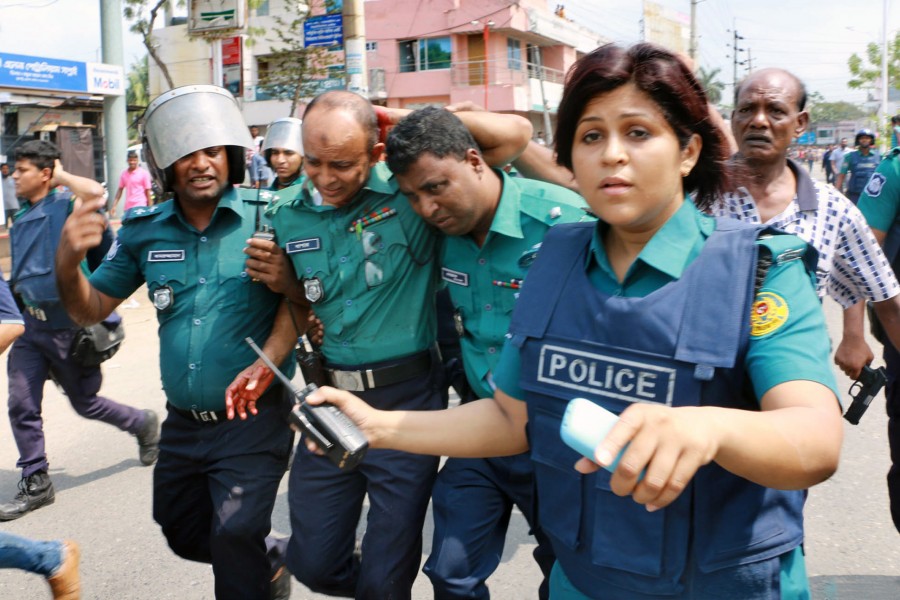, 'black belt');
166,402,228,425
326,349,433,392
